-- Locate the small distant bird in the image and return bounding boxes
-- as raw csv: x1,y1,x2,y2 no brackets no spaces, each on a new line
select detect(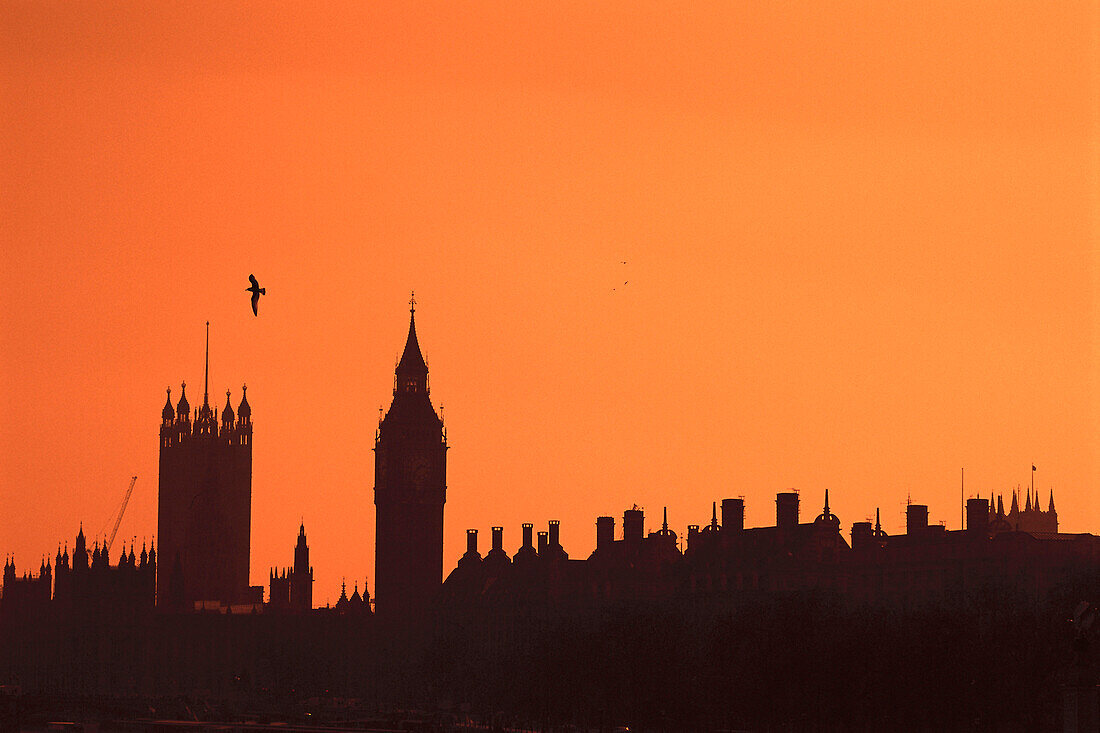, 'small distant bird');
246,274,266,316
